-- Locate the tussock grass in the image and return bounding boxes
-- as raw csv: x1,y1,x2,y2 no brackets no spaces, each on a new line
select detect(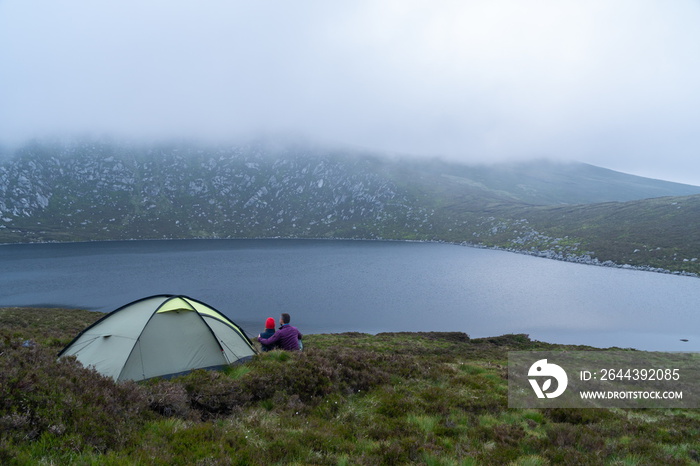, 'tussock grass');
1,307,699,464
